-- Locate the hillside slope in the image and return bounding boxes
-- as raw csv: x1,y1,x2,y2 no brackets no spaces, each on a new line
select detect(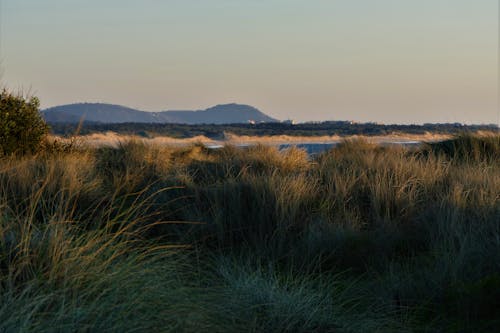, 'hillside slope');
42,103,278,124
